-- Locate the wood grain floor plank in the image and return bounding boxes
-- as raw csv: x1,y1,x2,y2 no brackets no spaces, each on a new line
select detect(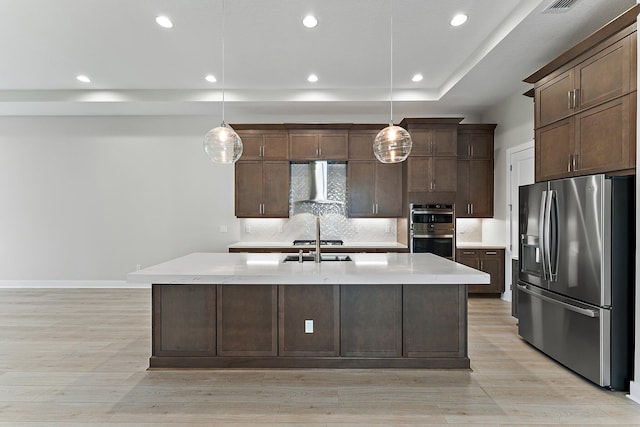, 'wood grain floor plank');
1,289,640,424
